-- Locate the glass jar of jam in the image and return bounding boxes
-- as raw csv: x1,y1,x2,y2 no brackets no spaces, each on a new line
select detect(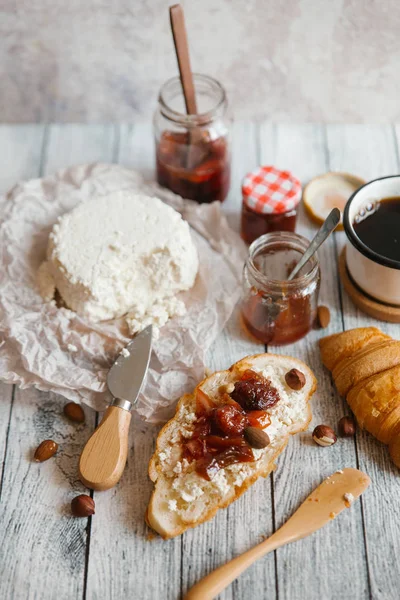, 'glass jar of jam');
241,232,320,345
241,166,301,245
154,74,231,203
